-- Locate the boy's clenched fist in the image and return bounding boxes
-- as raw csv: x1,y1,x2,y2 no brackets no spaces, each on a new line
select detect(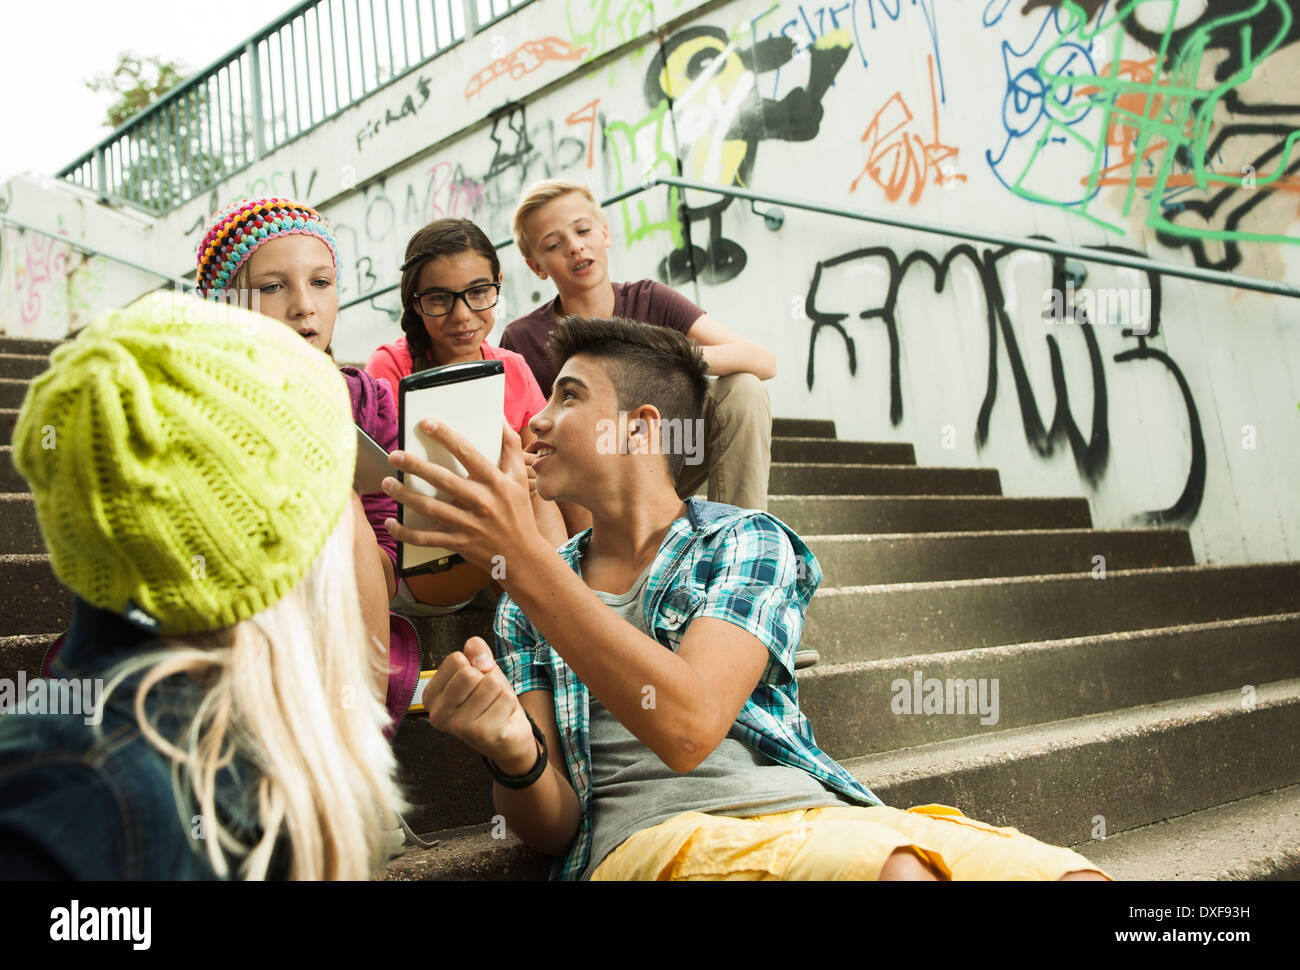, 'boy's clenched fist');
422,636,537,775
